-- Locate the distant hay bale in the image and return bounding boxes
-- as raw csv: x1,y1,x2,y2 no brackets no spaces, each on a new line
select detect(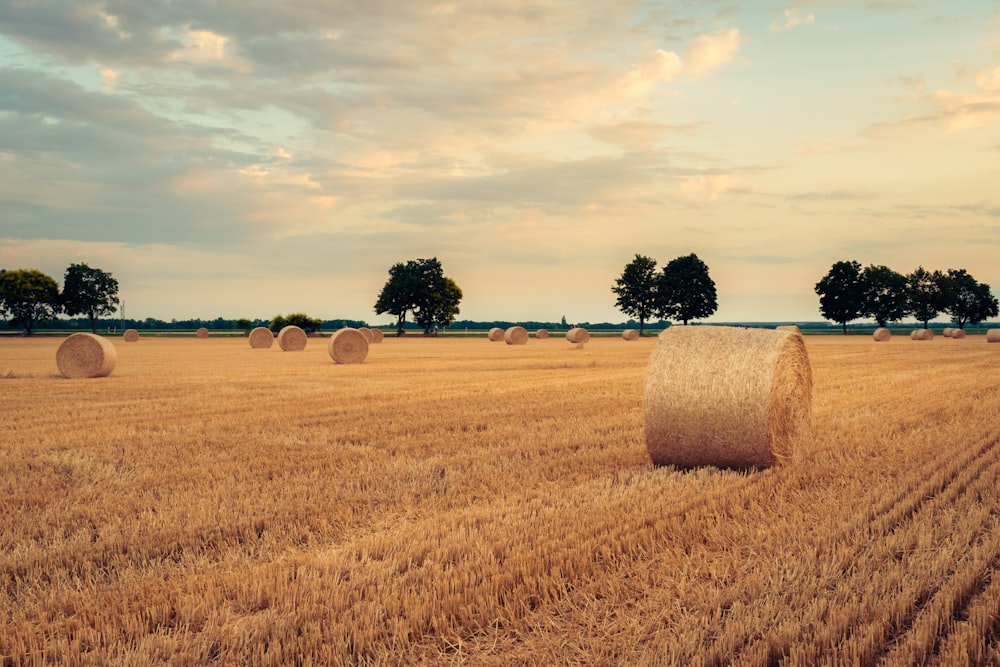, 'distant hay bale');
248,327,274,349
622,329,640,341
566,327,590,344
776,325,801,334
196,327,209,338
504,326,529,345
371,329,384,344
873,327,891,342
536,329,550,339
988,329,1000,343
910,329,934,341
56,333,117,379
122,329,139,342
278,325,308,351
943,327,954,338
951,328,967,339
645,325,812,469
488,327,505,342
357,327,374,343
328,328,369,364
